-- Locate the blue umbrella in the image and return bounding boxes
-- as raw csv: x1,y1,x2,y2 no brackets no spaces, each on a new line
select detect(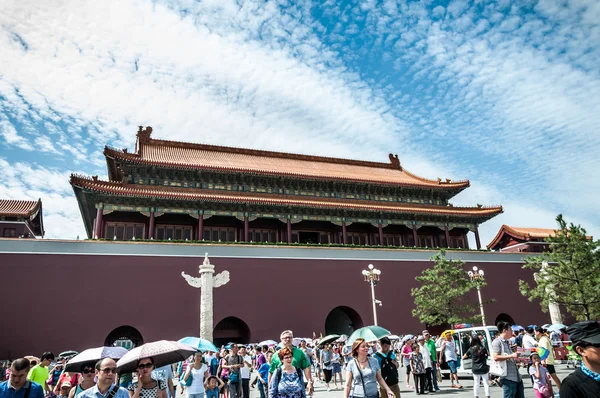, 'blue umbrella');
178,337,219,353
548,323,567,332
512,325,524,332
